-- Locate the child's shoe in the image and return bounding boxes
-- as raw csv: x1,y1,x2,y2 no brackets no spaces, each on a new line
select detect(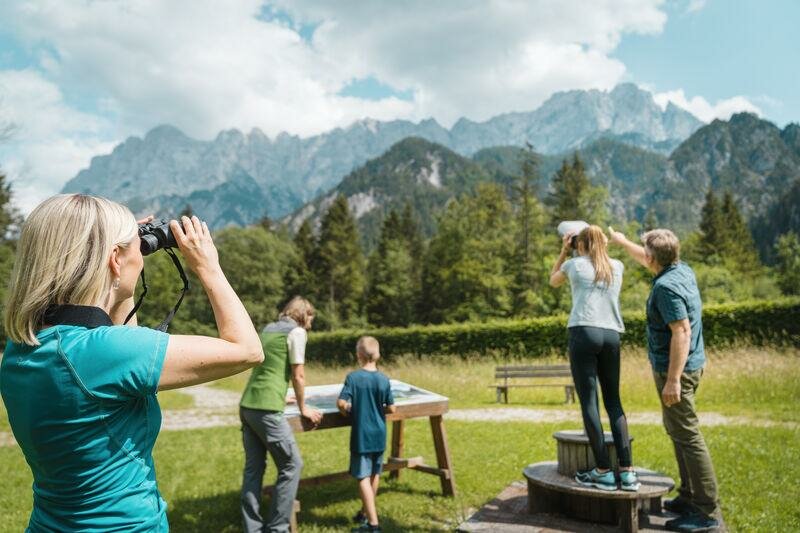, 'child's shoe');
351,523,381,532
352,510,367,525
575,468,617,491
